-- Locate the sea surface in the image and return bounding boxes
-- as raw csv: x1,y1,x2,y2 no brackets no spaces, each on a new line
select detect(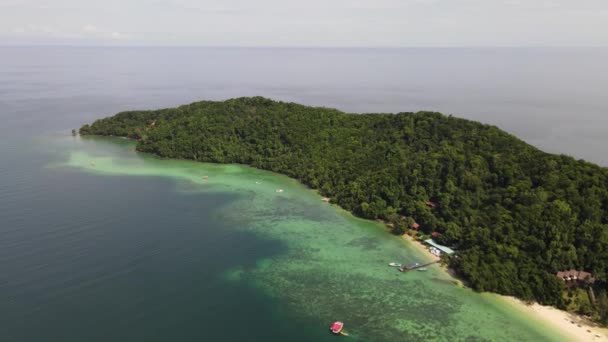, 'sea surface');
1,46,607,341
